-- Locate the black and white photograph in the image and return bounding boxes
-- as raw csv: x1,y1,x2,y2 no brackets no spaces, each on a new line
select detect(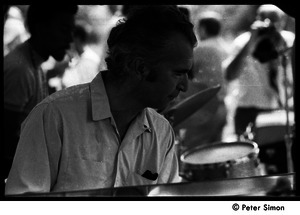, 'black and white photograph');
2,4,298,208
